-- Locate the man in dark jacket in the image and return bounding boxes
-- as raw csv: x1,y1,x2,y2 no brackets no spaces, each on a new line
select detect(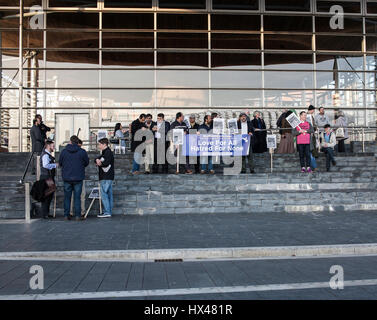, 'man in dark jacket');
130,114,146,174
30,118,43,175
59,135,89,221
188,114,200,174
198,115,215,174
152,113,170,174
95,138,114,218
35,114,51,143
237,113,255,174
170,112,192,174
